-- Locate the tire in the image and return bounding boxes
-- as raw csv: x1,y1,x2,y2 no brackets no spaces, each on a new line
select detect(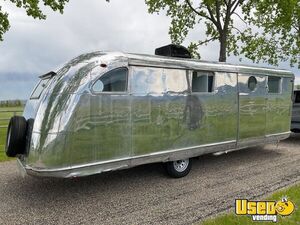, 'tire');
165,158,192,178
5,116,27,157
